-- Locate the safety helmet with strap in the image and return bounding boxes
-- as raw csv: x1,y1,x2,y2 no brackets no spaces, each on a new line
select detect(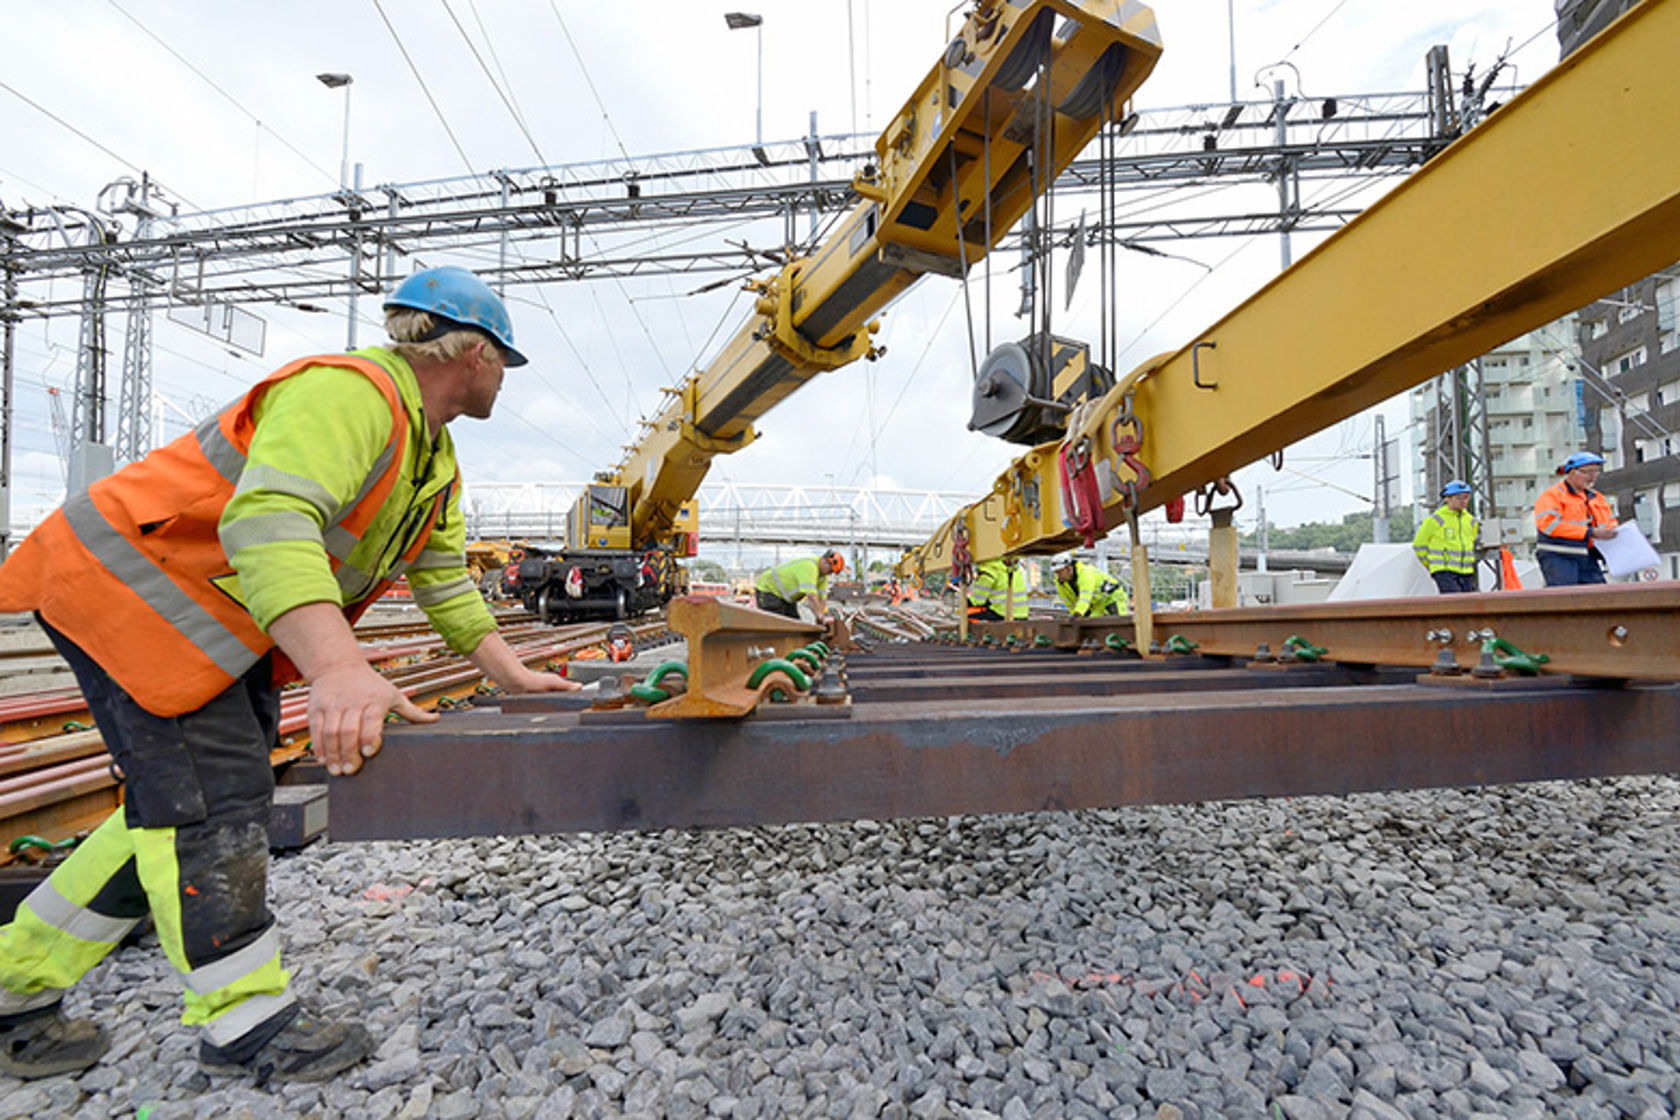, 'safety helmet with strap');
384,266,529,366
